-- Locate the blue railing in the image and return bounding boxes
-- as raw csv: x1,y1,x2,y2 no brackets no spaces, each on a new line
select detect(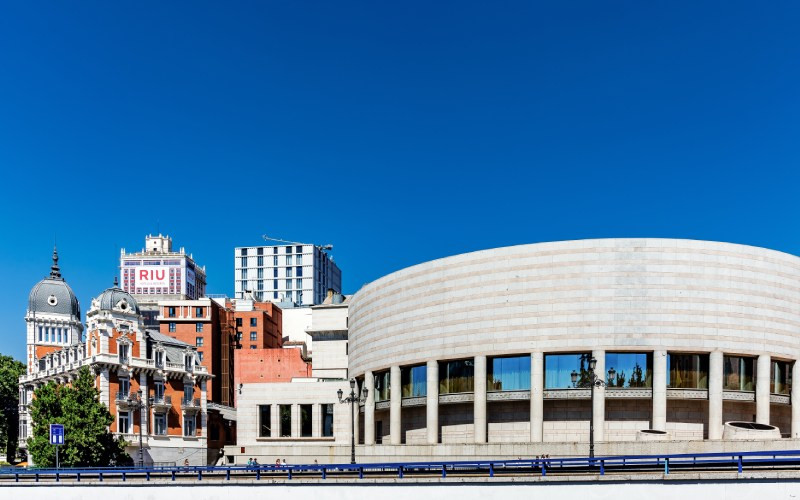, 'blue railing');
2,449,800,482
